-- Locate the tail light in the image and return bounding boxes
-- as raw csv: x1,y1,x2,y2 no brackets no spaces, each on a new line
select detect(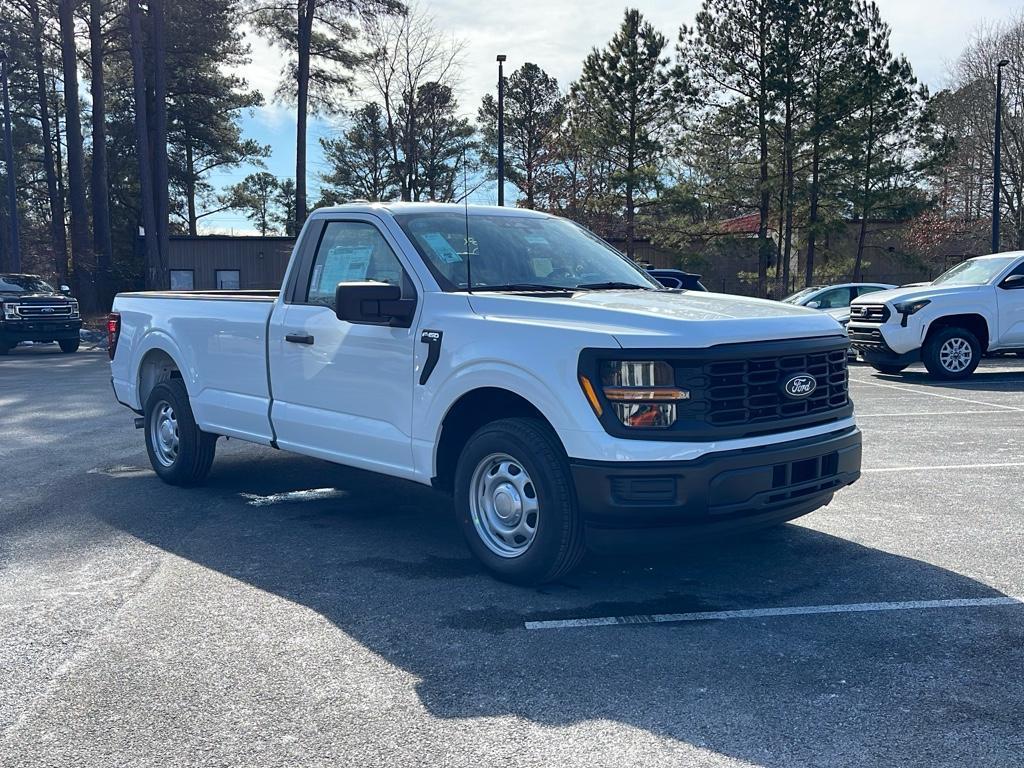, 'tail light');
107,312,121,360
